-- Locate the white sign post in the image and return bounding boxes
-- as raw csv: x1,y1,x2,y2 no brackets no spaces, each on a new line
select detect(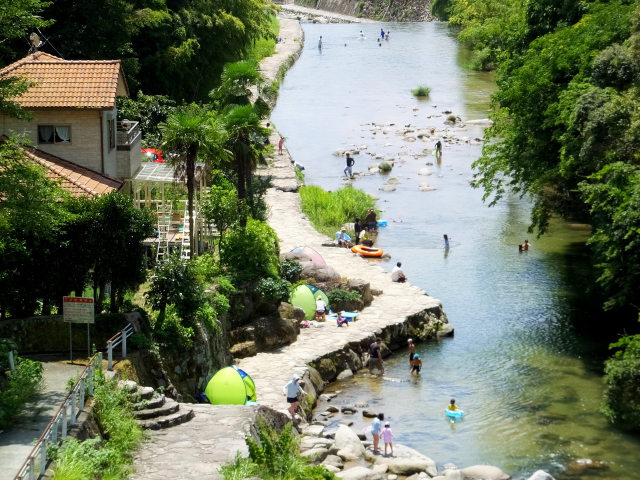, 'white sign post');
63,296,95,361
